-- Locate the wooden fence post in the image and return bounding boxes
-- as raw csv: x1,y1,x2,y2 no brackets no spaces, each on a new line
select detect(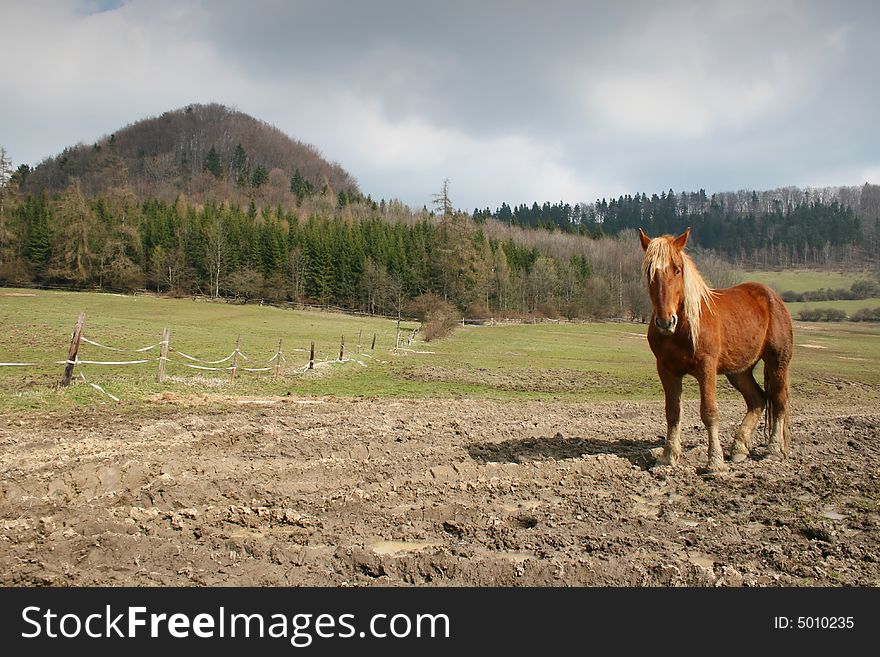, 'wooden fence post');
371,333,376,350
339,335,345,361
60,312,86,387
156,327,170,383
309,341,315,370
274,338,283,381
357,329,362,353
231,334,241,382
